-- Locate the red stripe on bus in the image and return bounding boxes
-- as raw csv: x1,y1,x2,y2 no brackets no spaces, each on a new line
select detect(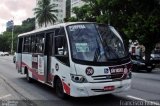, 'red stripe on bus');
21,62,45,81
48,73,54,82
62,82,70,95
